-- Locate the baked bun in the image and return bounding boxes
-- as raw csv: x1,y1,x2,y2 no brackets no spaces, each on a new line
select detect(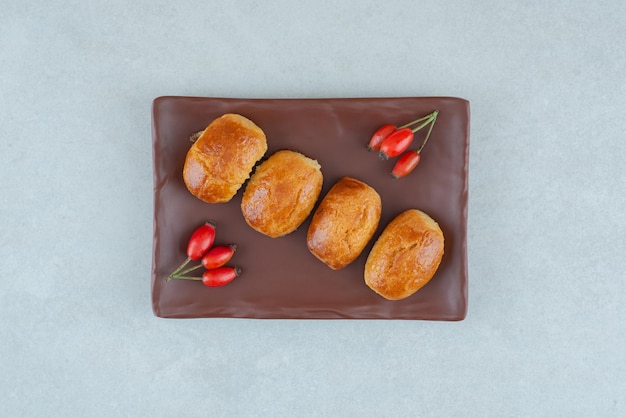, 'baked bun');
183,113,267,203
364,209,444,300
241,150,323,238
307,177,381,270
